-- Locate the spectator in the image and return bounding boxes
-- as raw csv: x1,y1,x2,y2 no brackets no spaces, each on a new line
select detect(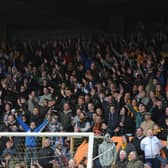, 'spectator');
131,128,145,161
107,105,120,136
38,138,55,168
118,107,135,135
0,27,167,167
115,150,128,168
98,133,117,168
1,152,19,168
60,102,73,132
55,142,69,167
92,115,102,135
118,135,136,157
140,112,155,136
68,159,76,168
2,139,16,157
140,129,162,168
77,163,86,168
15,163,26,168
160,117,168,140
126,151,144,168
74,111,91,132
47,114,63,132
15,114,48,166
